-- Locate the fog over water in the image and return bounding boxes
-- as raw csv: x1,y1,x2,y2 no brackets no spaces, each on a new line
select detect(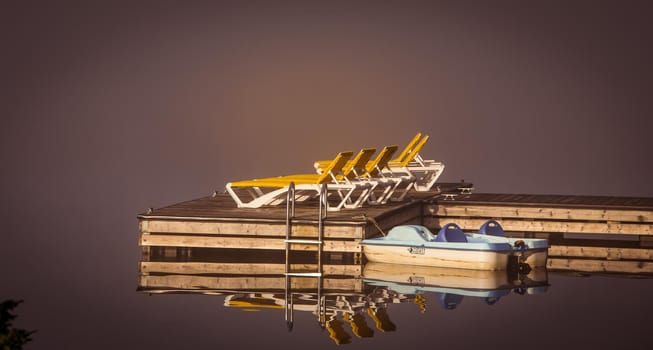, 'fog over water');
2,1,653,349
